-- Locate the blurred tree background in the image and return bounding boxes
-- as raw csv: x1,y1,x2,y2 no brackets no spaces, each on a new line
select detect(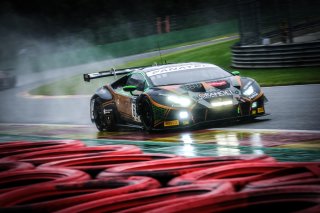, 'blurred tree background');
0,0,236,43
0,0,318,72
